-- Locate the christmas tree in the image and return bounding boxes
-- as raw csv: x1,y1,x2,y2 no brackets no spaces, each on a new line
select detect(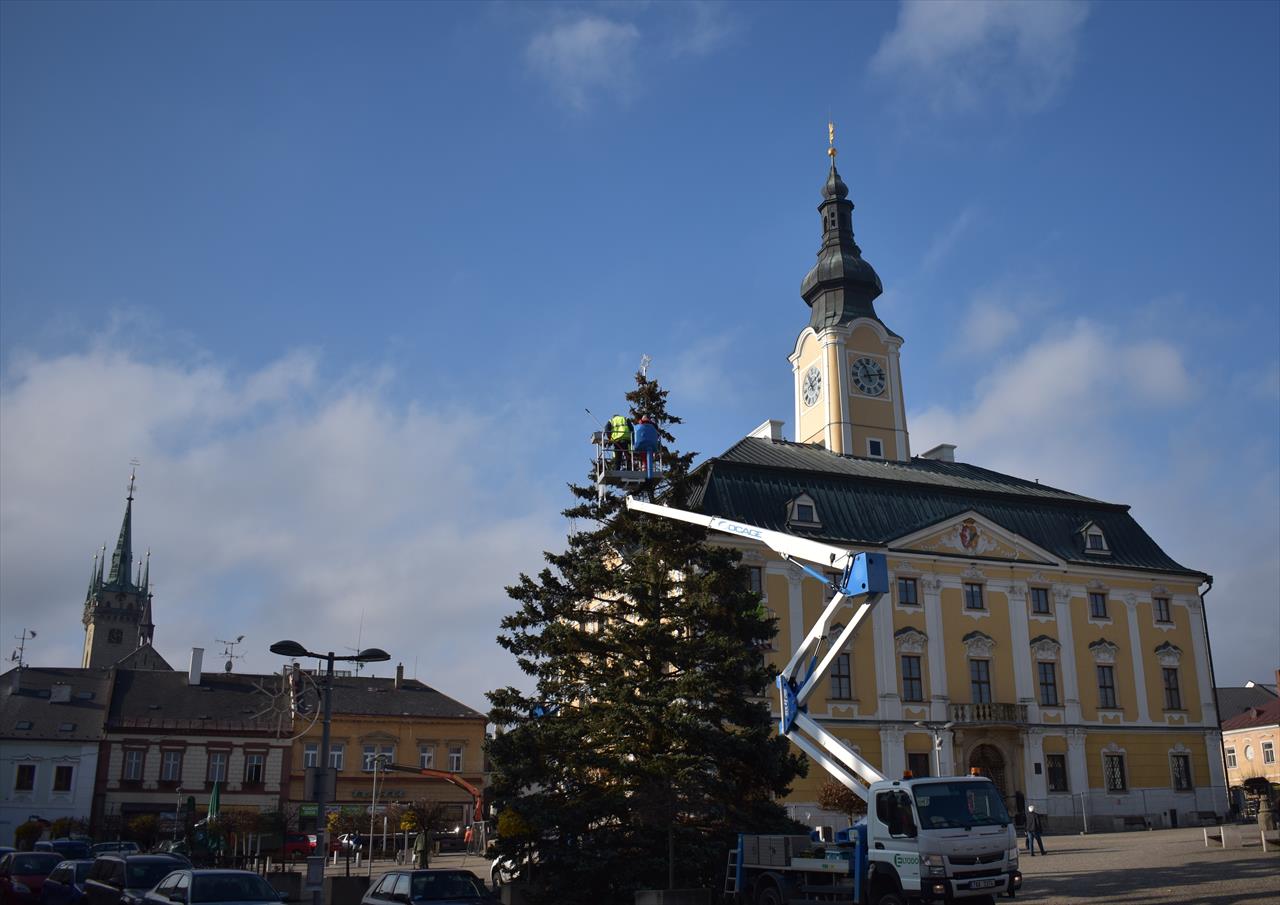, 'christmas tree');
487,372,806,904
